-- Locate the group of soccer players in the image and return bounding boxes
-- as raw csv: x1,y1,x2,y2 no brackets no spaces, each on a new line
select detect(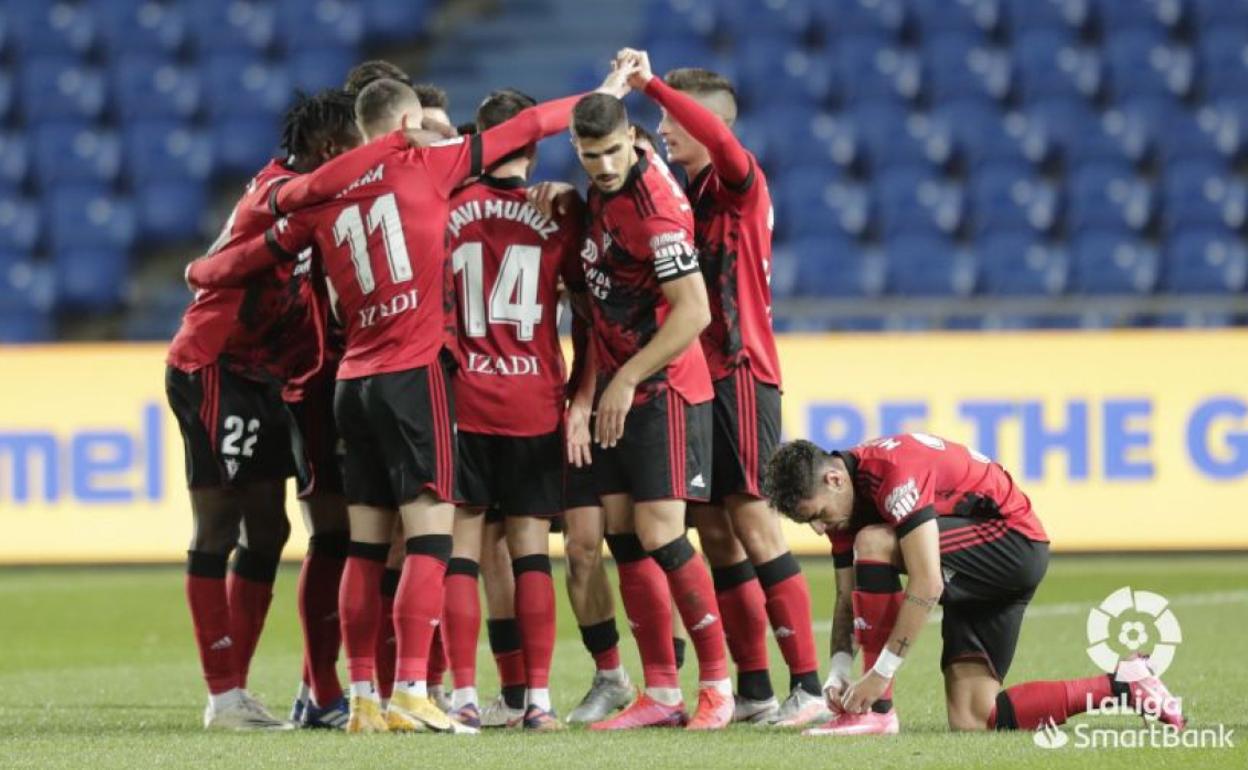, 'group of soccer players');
167,48,1187,738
